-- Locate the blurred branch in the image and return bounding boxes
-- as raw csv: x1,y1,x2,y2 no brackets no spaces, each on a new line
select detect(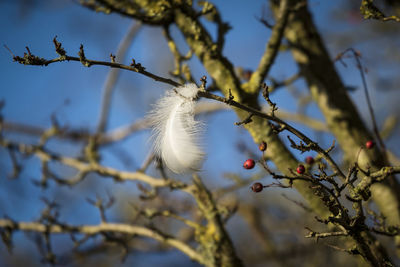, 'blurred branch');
388,151,400,166
190,175,243,267
0,219,204,264
79,0,173,25
163,25,194,84
99,101,231,145
213,172,265,199
380,115,397,140
96,21,142,134
273,109,327,132
1,101,329,147
102,101,329,145
268,72,301,92
239,204,277,255
0,102,232,146
244,0,291,94
0,137,182,189
1,120,91,141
